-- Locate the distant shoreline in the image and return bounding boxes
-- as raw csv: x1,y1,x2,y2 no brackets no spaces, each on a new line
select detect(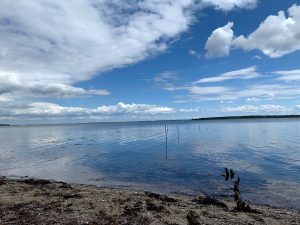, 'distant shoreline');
2,115,300,126
192,115,300,121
